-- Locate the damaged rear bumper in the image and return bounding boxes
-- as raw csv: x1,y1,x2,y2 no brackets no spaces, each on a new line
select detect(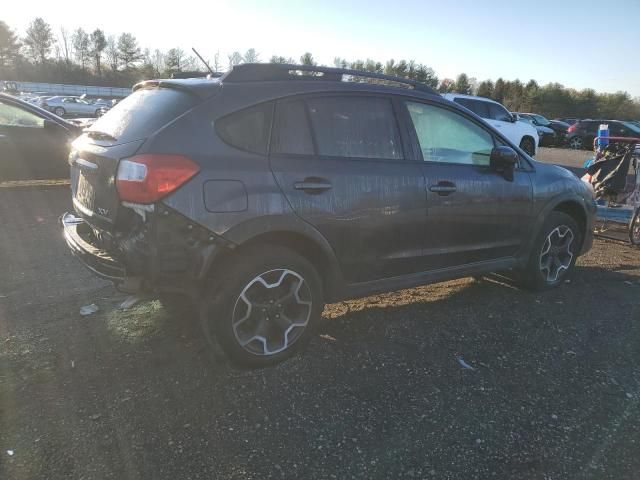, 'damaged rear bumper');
61,212,127,282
